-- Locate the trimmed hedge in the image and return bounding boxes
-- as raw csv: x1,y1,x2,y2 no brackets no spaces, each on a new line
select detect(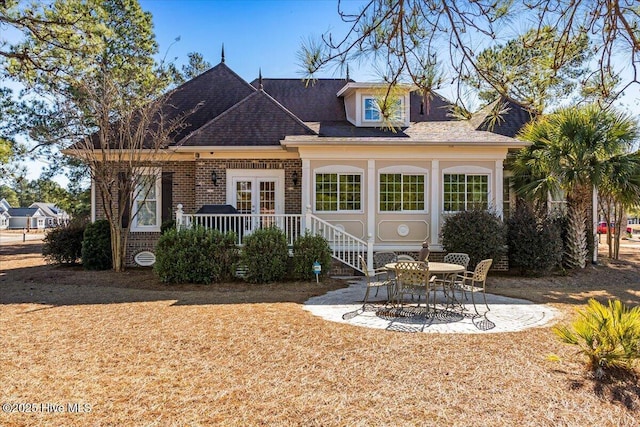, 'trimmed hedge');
241,227,289,284
42,222,86,265
291,232,332,281
507,202,563,275
154,227,239,284
440,209,506,269
81,220,112,270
